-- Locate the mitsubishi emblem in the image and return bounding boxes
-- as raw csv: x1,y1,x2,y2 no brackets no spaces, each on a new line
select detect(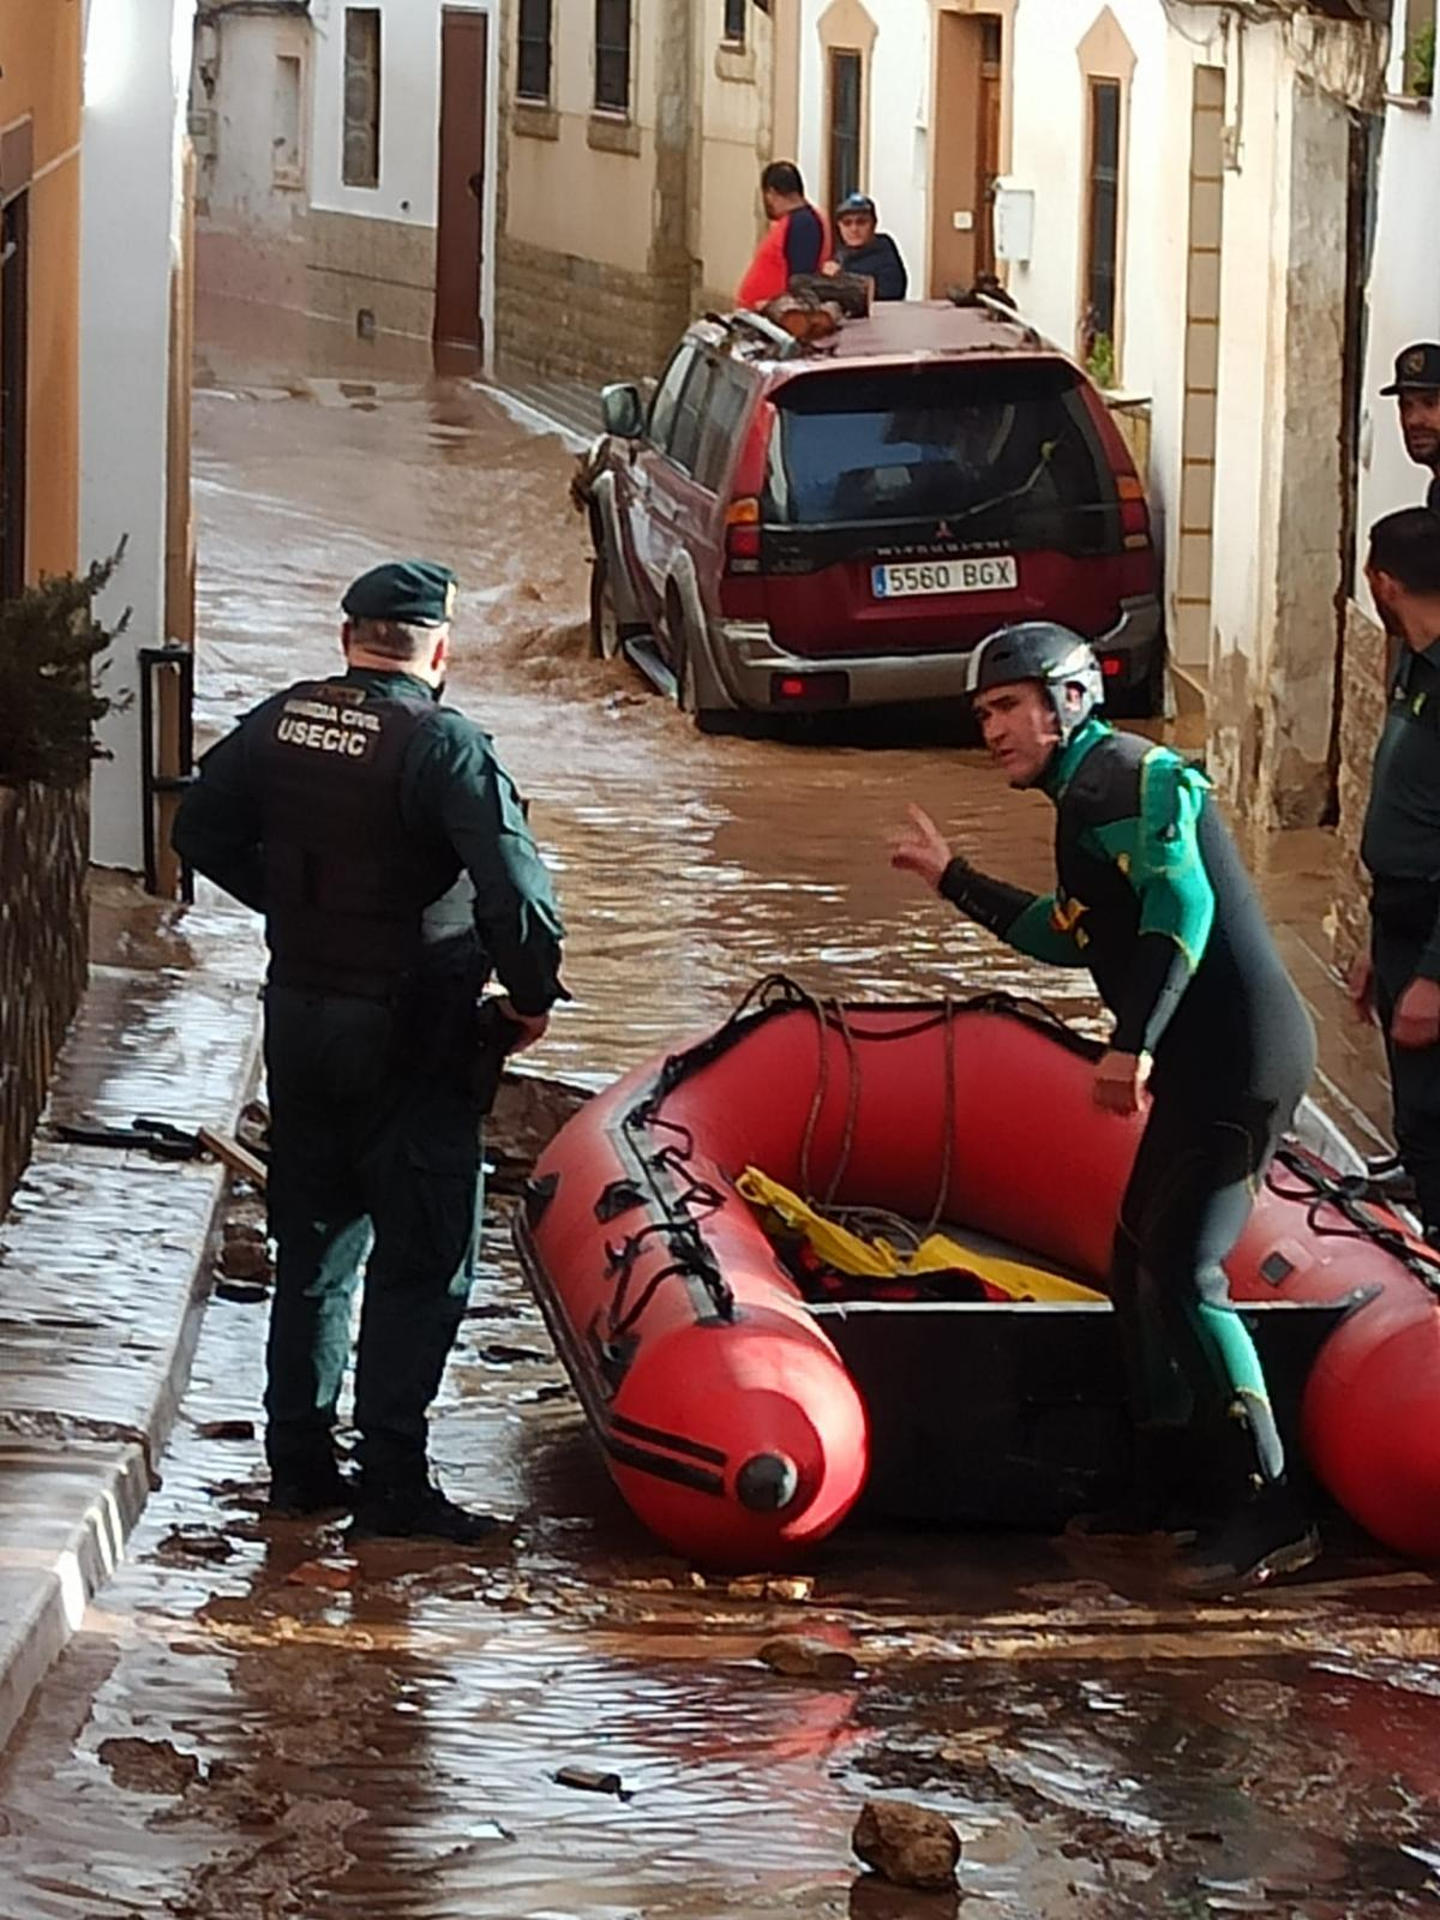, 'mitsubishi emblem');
934,520,955,543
